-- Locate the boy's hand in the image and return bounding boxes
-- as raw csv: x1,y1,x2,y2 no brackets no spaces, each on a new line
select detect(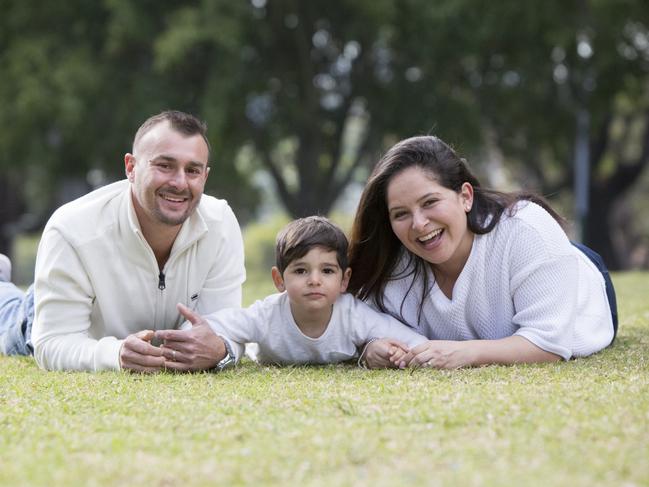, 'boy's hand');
388,342,411,369
154,304,226,372
362,338,410,369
